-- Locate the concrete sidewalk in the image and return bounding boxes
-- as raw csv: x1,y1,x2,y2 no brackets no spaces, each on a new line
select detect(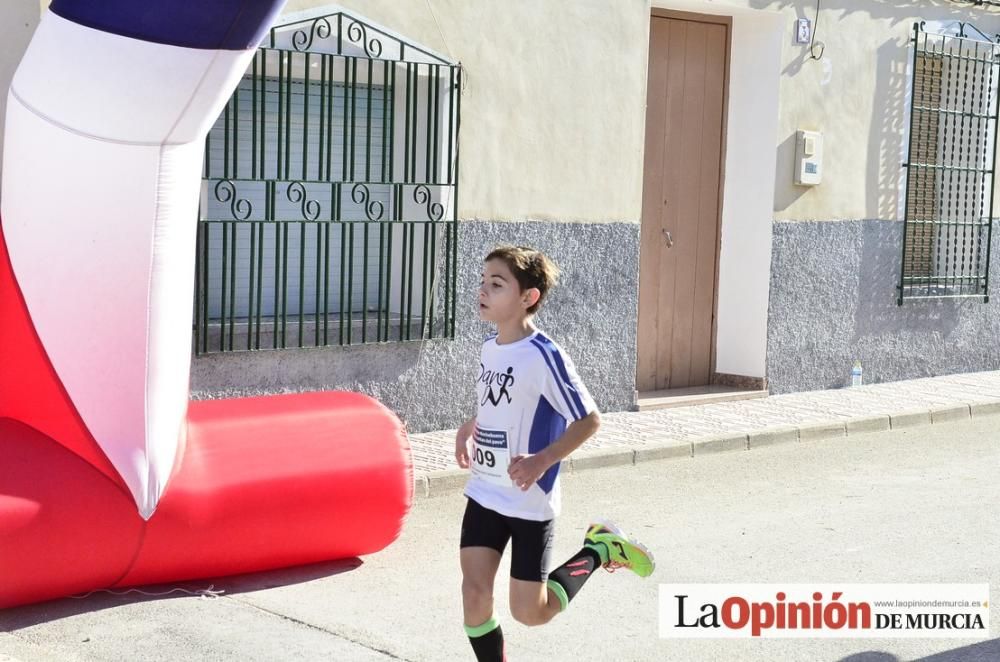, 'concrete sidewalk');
409,370,1000,496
